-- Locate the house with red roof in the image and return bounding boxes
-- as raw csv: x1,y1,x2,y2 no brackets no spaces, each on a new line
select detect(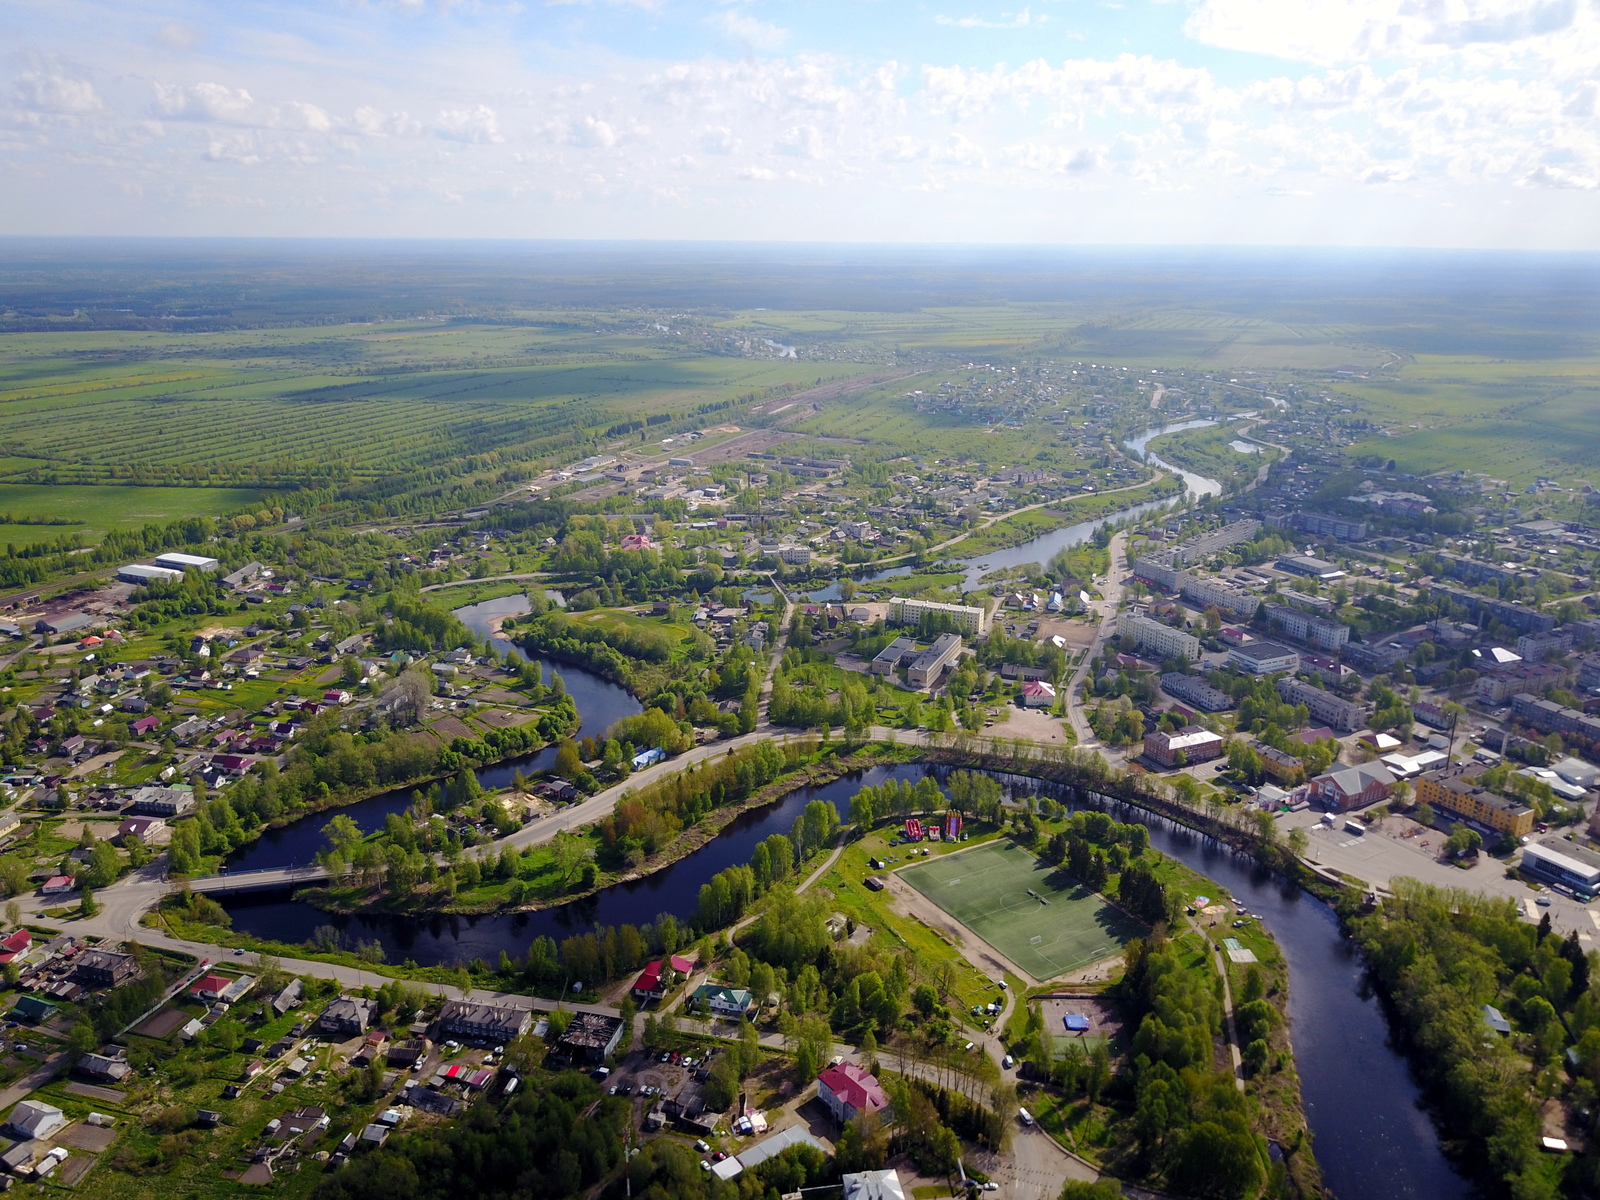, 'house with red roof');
130,716,161,737
631,954,698,1002
191,972,255,1004
0,930,31,965
817,1062,888,1126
